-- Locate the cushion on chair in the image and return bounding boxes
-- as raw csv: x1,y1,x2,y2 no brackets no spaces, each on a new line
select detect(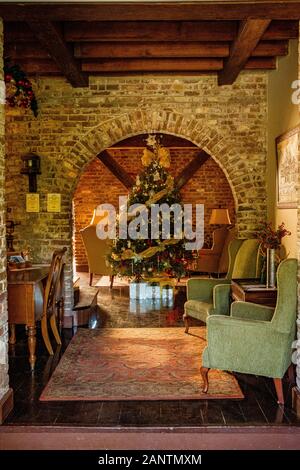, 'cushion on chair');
184,300,215,323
